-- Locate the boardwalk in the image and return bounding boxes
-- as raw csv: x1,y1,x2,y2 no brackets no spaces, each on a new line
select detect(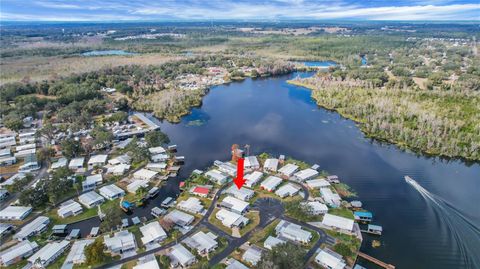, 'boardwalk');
357,251,395,269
